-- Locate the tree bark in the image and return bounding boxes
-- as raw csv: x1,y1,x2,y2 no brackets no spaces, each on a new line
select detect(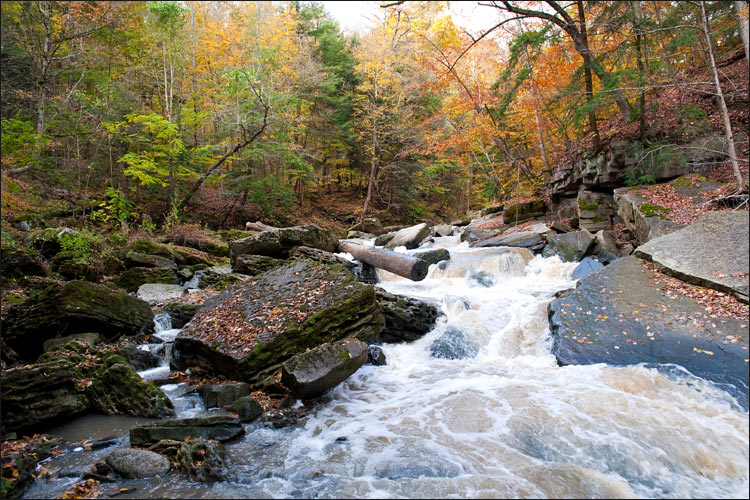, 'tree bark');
735,1,750,61
576,1,601,151
337,240,428,281
701,1,745,192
